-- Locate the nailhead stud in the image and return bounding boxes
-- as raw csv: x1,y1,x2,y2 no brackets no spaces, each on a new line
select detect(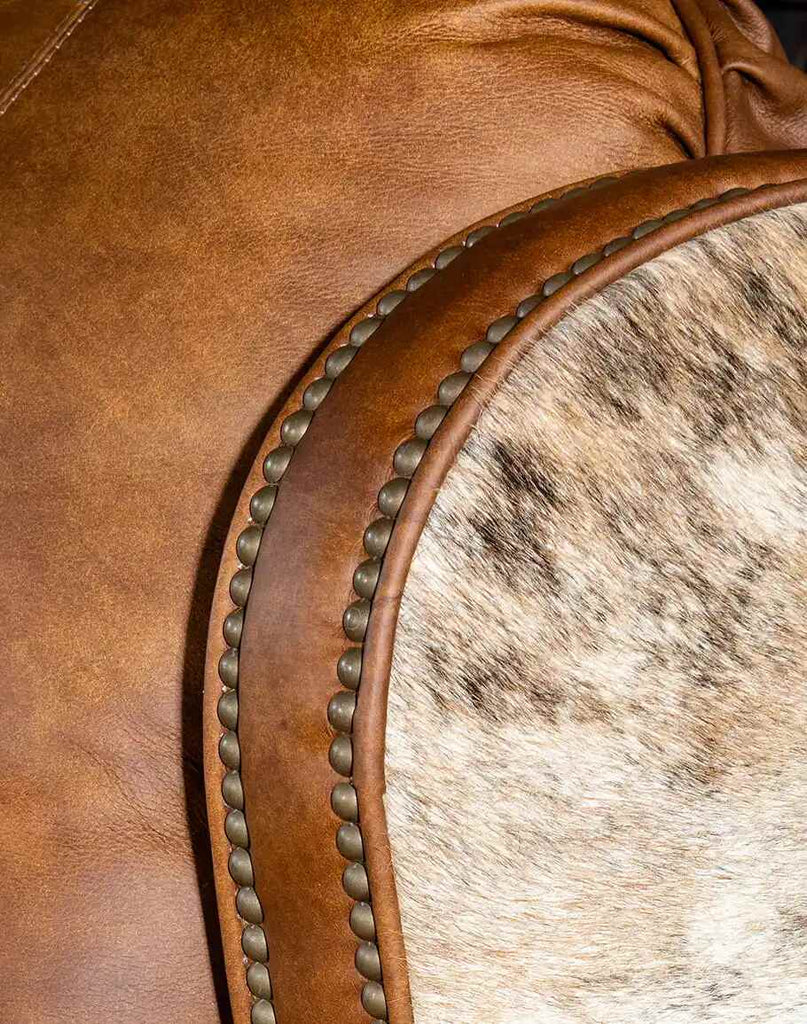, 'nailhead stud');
229,568,252,607
486,314,519,343
498,209,528,226
363,518,394,558
362,981,388,1020
516,294,541,318
350,902,376,941
328,690,357,733
225,809,249,848
591,175,618,189
465,224,495,247
343,600,371,642
377,478,409,517
406,267,436,291
720,186,751,201
263,446,293,483
353,559,381,600
329,735,353,776
280,409,313,446
350,316,382,347
542,270,573,297
331,782,359,821
632,218,663,239
222,607,244,647
434,245,463,269
251,999,276,1024
217,690,238,730
414,405,446,441
437,372,470,407
237,886,264,924
336,822,364,862
218,648,239,687
302,376,333,410
229,848,254,887
571,252,602,275
236,525,263,567
603,236,630,256
325,346,358,379
249,486,277,525
246,962,273,1000
219,730,240,770
355,942,382,981
460,340,495,373
241,924,268,962
221,770,244,811
337,647,363,690
343,862,370,900
393,438,427,478
377,290,406,315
